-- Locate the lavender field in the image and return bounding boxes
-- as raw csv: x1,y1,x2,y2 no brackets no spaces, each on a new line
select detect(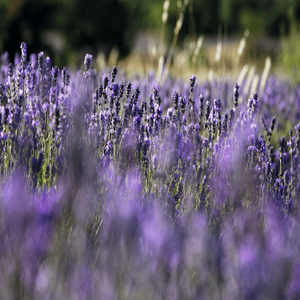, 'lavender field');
0,42,300,299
